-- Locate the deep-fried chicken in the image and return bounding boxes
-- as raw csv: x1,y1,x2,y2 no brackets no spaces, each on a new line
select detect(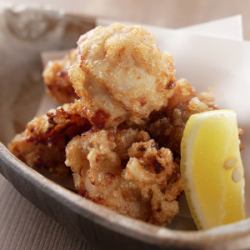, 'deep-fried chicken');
148,79,216,158
65,128,182,225
9,101,91,176
9,24,221,227
125,140,183,224
43,49,78,104
69,23,176,128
